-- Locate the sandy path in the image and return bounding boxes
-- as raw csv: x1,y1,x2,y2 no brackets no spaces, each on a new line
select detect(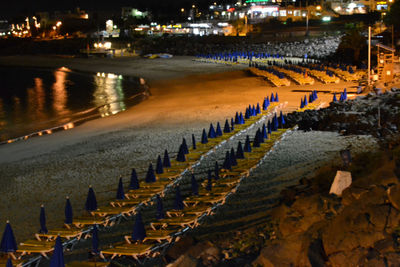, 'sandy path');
0,56,360,242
